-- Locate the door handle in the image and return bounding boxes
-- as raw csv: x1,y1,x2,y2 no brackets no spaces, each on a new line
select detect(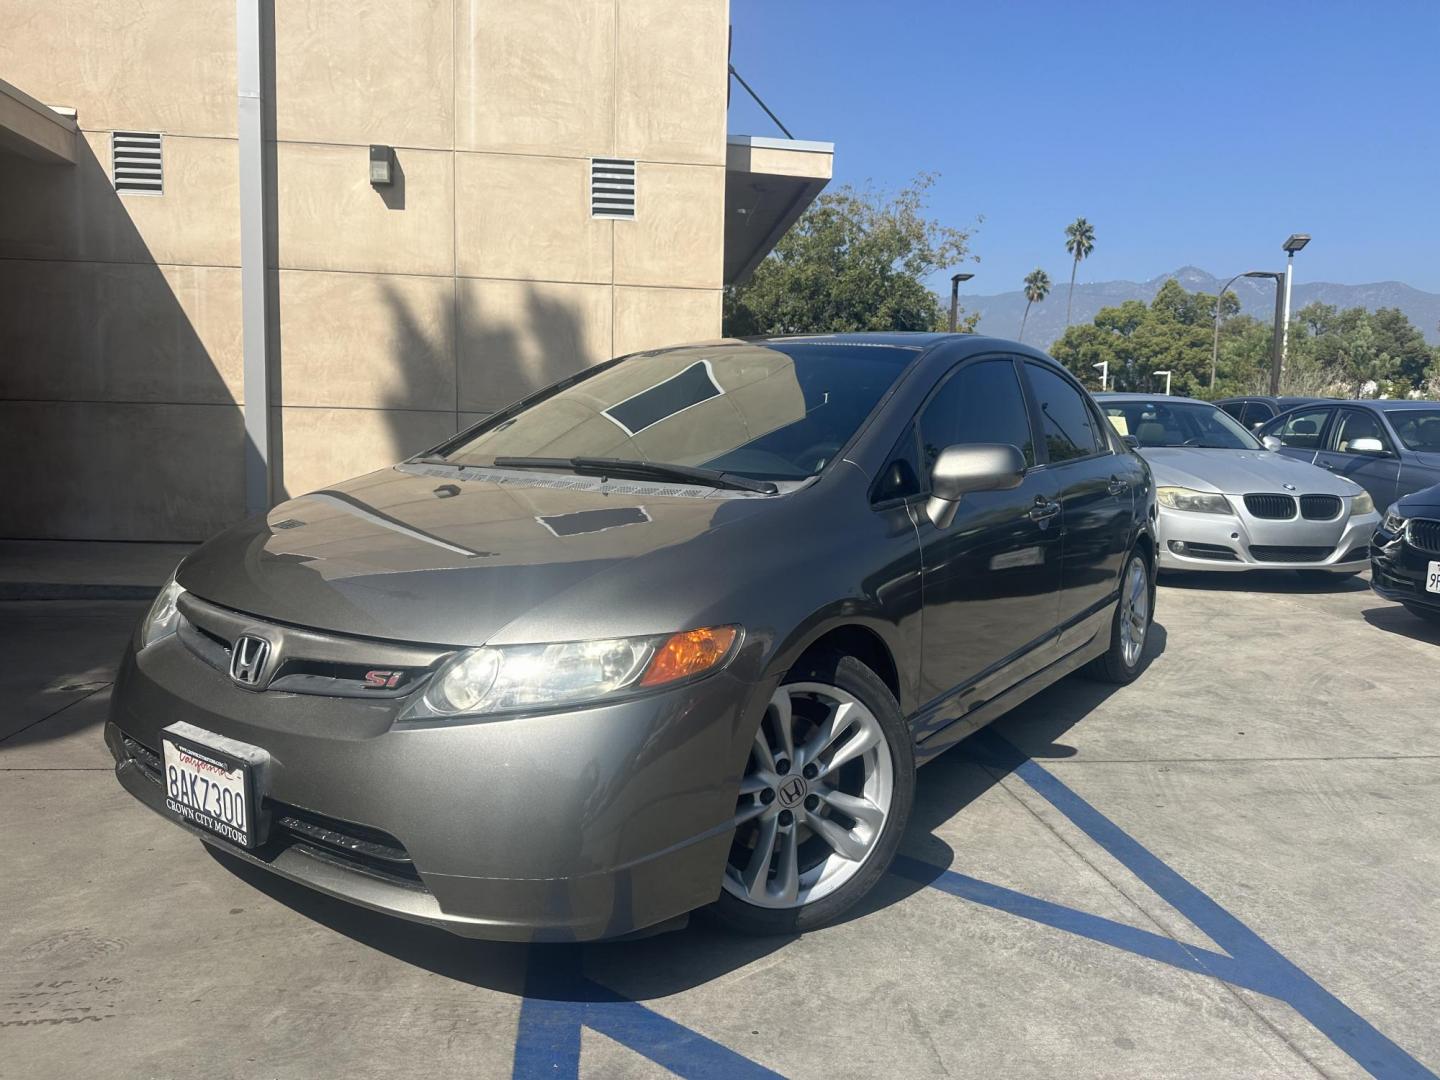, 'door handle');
1029,498,1060,522
1107,476,1127,496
